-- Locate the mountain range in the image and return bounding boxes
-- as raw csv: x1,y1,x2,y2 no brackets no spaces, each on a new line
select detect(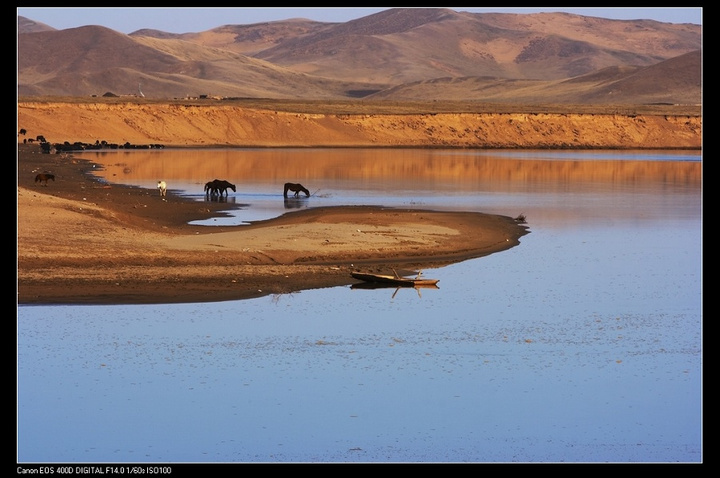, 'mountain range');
17,8,702,105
